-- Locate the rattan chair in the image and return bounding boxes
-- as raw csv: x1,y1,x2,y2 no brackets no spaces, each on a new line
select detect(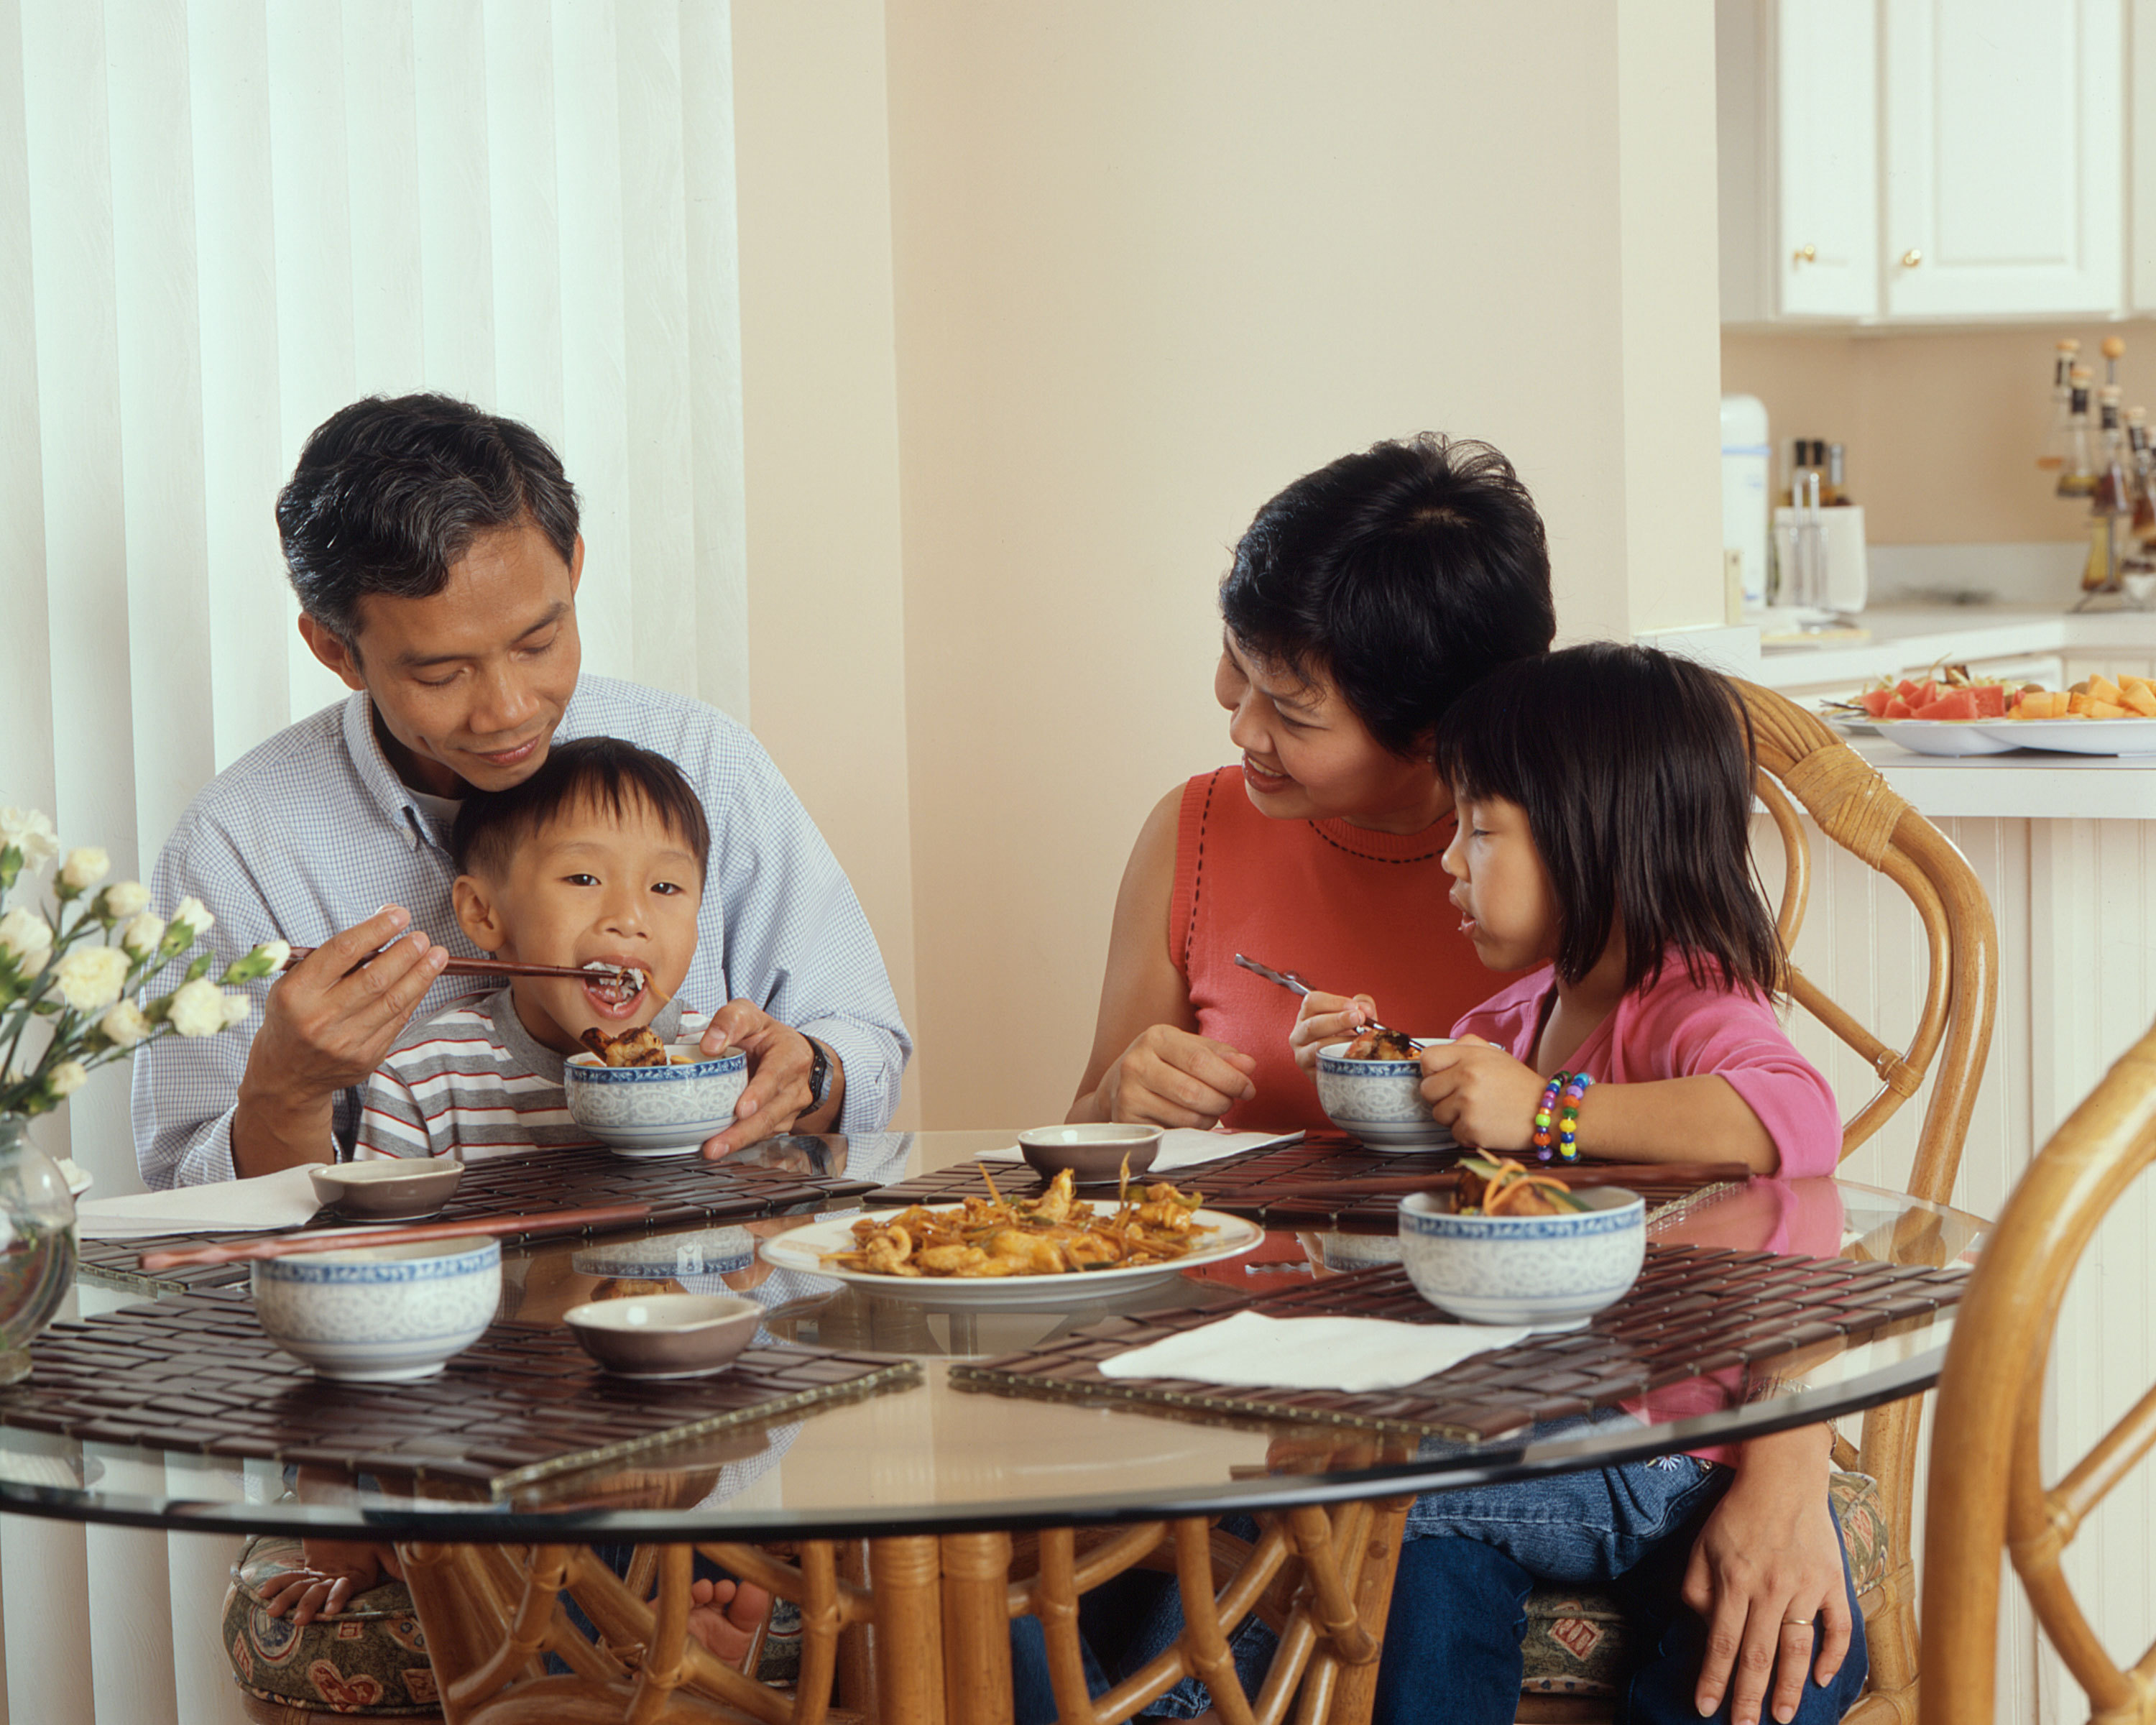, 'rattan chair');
1515,679,1998,1724
1919,1015,2156,1725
